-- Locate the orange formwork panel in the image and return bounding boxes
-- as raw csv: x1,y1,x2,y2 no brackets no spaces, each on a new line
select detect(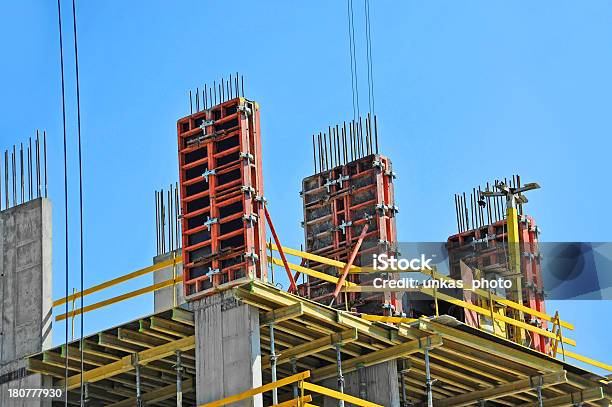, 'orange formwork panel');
178,97,267,299
299,152,402,316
